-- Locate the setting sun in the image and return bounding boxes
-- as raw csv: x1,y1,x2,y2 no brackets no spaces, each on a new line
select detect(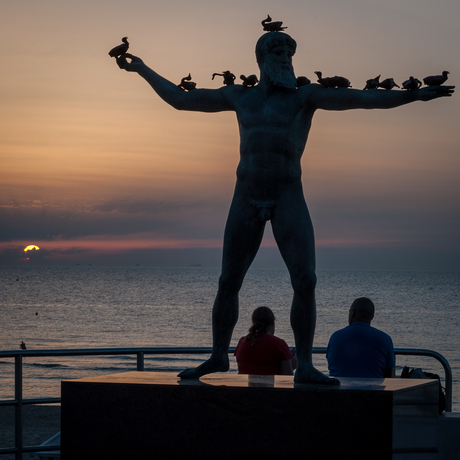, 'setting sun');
24,245,40,253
